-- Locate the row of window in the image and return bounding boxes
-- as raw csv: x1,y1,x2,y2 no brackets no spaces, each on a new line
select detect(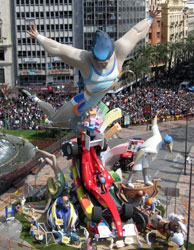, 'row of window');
149,32,161,40
16,11,72,19
19,62,71,69
17,36,72,45
84,18,142,26
84,0,116,7
18,51,45,57
19,75,73,85
18,62,71,70
17,24,72,32
84,20,117,26
16,0,72,5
